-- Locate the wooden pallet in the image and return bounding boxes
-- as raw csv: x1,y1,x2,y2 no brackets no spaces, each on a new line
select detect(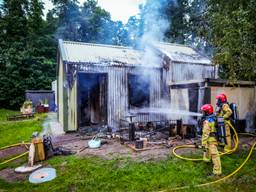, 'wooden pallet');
7,113,35,121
